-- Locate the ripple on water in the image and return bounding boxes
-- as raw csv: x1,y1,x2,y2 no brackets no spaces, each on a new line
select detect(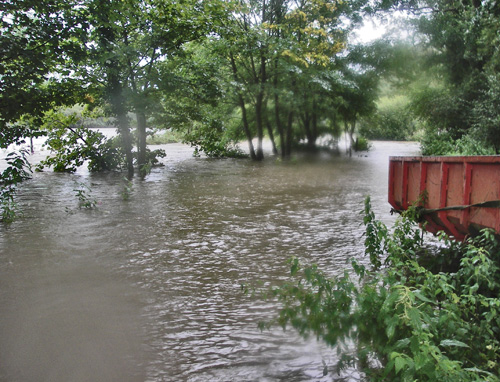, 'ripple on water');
0,141,420,381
